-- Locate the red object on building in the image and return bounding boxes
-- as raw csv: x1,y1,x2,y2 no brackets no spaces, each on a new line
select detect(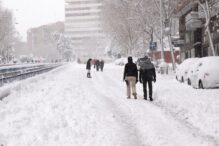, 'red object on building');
147,50,180,63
